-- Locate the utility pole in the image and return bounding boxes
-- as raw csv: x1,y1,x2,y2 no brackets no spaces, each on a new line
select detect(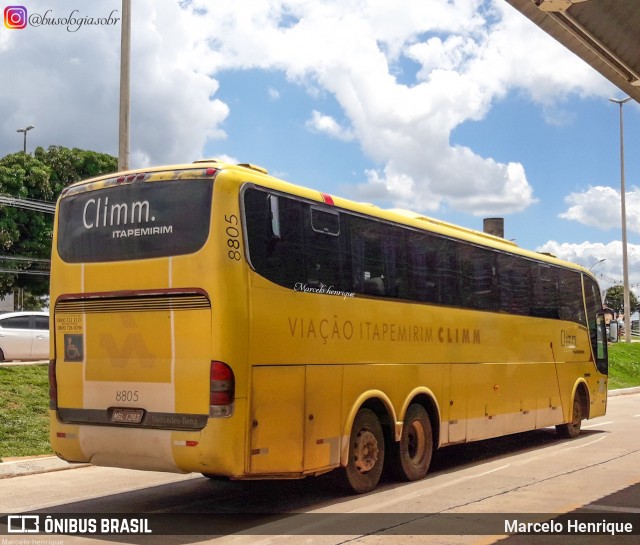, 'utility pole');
609,96,632,343
118,0,131,172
